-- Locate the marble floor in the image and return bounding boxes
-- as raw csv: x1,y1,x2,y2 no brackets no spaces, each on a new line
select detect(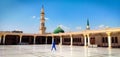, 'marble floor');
0,45,120,57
